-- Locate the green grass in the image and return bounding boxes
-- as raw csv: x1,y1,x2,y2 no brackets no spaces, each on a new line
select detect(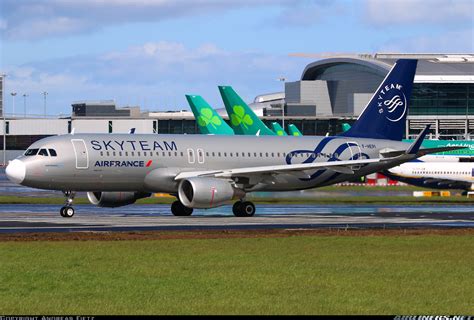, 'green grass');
0,235,472,314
